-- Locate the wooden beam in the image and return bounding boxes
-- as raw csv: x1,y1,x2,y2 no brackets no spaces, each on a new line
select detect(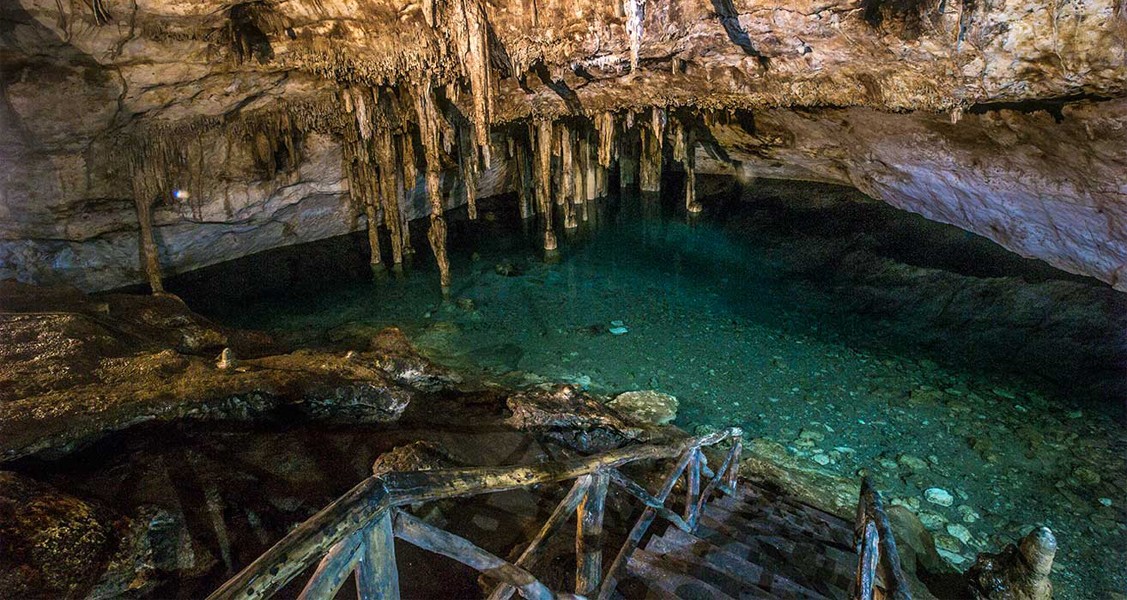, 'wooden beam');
208,479,390,600
576,471,609,596
356,511,399,599
596,448,695,600
853,521,879,600
297,532,363,600
384,429,741,505
607,470,691,533
392,509,554,600
725,439,742,490
683,448,701,524
488,477,592,600
691,440,740,527
856,478,912,600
